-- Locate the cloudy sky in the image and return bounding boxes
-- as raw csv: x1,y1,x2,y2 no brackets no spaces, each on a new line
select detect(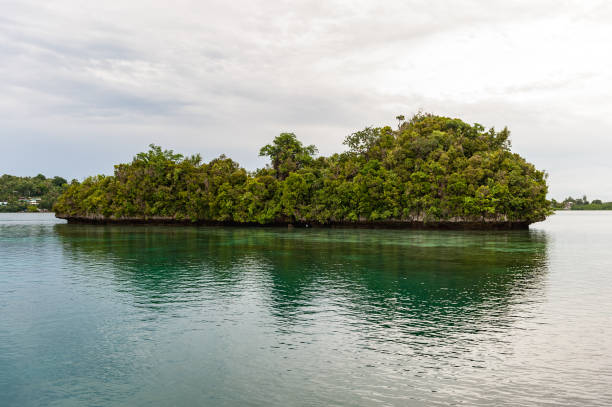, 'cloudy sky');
1,0,611,200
